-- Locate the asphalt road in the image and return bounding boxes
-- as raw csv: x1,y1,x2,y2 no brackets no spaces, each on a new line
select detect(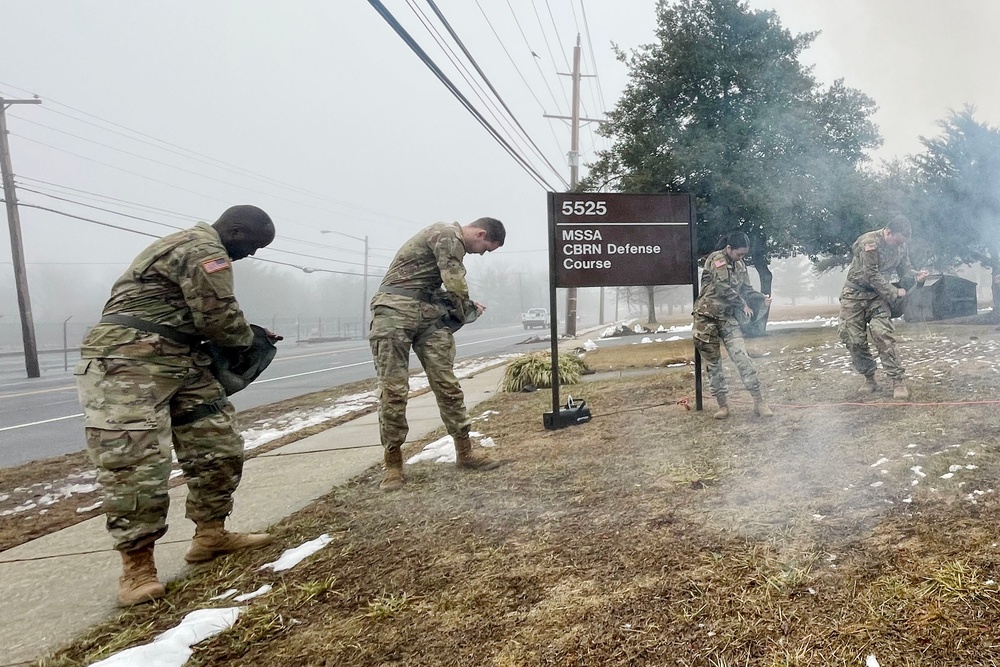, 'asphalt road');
0,323,553,468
